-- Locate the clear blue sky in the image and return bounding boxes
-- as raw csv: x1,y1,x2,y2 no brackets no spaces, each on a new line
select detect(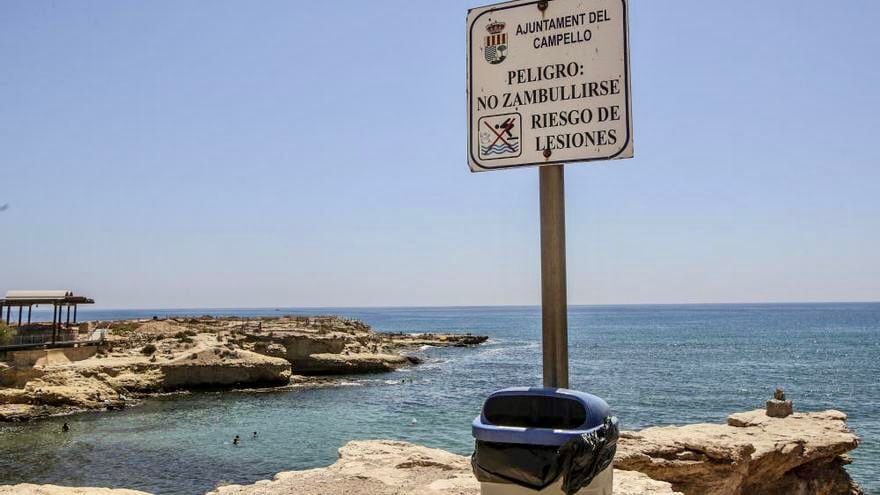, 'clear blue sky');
1,1,878,308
